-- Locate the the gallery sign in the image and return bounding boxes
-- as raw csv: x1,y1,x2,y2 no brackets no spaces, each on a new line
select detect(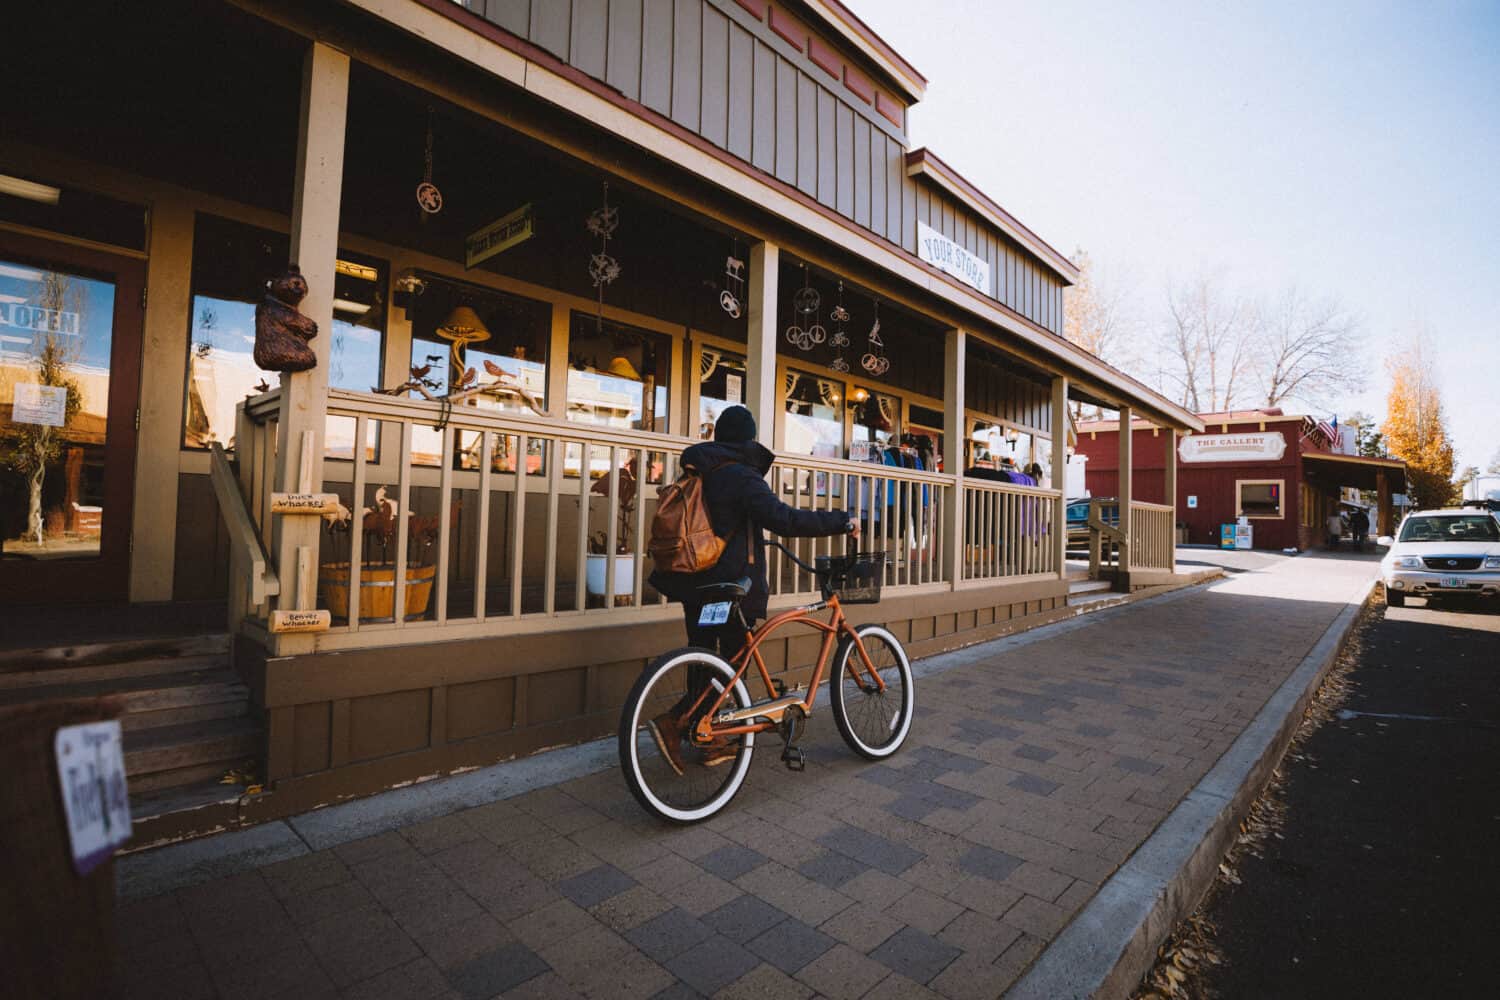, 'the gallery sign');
1178,431,1286,463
